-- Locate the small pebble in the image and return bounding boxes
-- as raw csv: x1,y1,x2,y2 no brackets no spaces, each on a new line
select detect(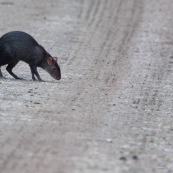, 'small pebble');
119,156,127,161
106,138,113,143
34,102,40,104
132,155,138,160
